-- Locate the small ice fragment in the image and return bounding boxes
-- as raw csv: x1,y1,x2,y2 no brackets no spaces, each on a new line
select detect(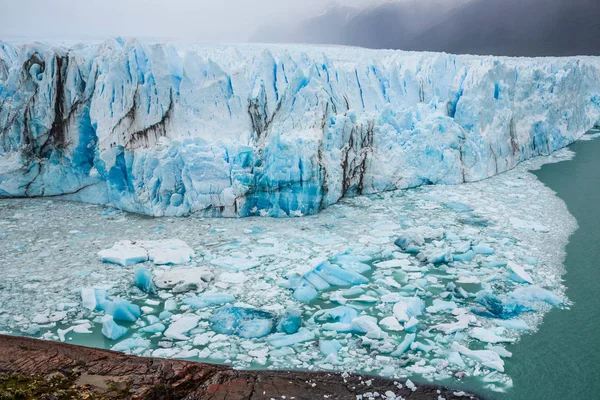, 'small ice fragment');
486,344,513,358
154,267,214,293
146,239,194,265
394,232,424,253
473,243,494,255
210,306,275,339
508,263,533,284
268,328,315,348
319,339,342,356
495,319,530,331
277,308,302,334
453,250,475,262
101,299,141,322
101,315,128,341
314,261,369,286
350,316,381,336
164,299,177,311
133,266,156,294
454,343,505,372
404,316,419,333
379,316,404,332
391,333,416,356
210,256,260,271
183,293,235,308
98,241,148,266
470,327,515,343
112,338,151,352
447,351,466,367
81,288,108,311
426,299,457,313
510,286,563,307
140,323,166,333
293,281,319,303
164,315,200,340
